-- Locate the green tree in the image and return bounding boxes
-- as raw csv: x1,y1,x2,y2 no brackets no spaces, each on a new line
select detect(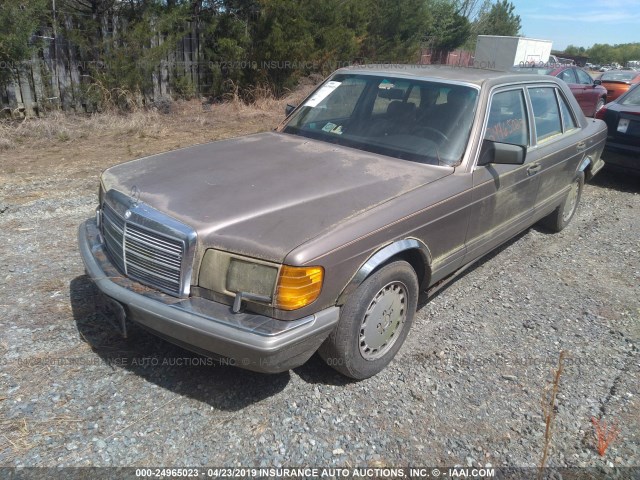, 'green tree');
0,0,48,85
475,0,520,36
563,45,586,56
587,43,615,64
201,8,253,97
361,0,430,62
249,0,314,91
585,43,640,65
427,1,471,55
304,0,369,71
453,0,484,19
617,43,640,65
